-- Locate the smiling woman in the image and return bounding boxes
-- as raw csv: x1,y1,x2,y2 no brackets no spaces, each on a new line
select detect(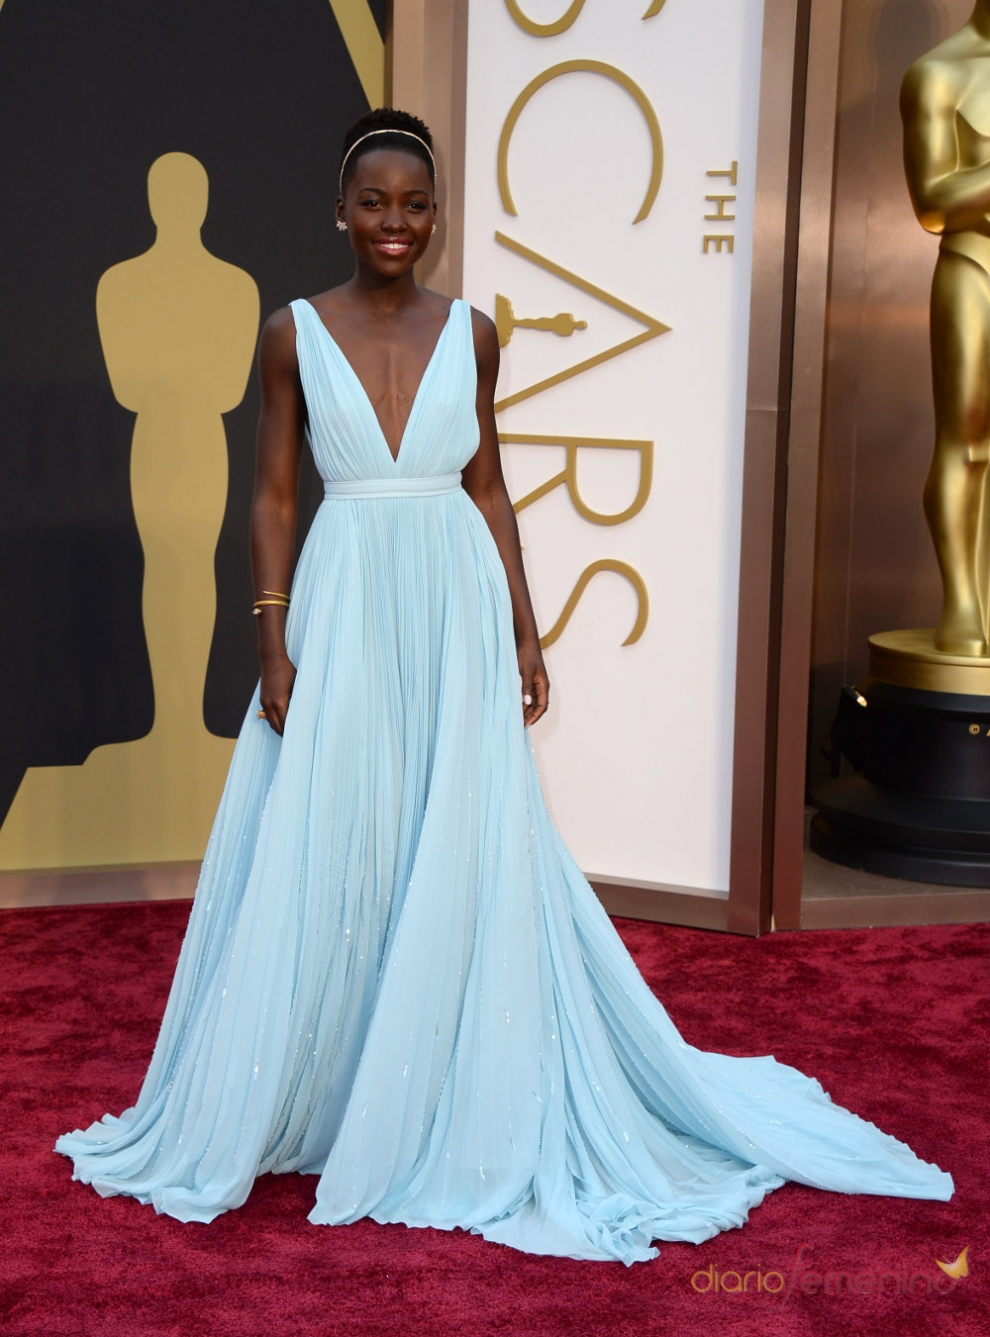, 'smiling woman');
55,107,953,1265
